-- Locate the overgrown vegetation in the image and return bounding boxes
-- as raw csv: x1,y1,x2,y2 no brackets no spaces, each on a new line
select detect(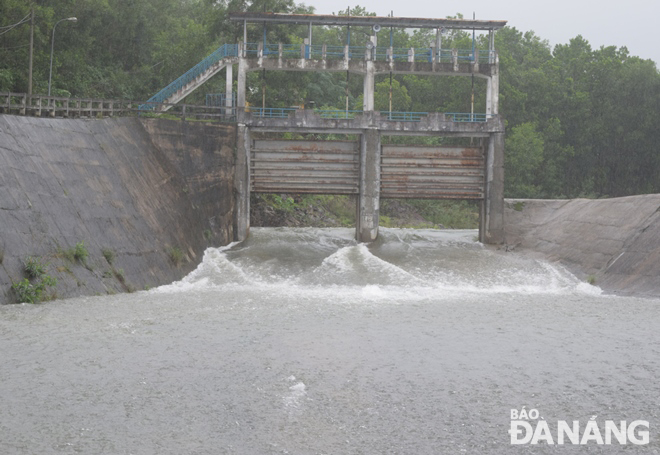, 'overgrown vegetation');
102,248,115,265
400,200,479,229
251,194,480,229
114,268,125,284
168,247,184,266
22,256,46,278
111,267,134,293
12,256,57,303
57,241,88,263
73,241,88,262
